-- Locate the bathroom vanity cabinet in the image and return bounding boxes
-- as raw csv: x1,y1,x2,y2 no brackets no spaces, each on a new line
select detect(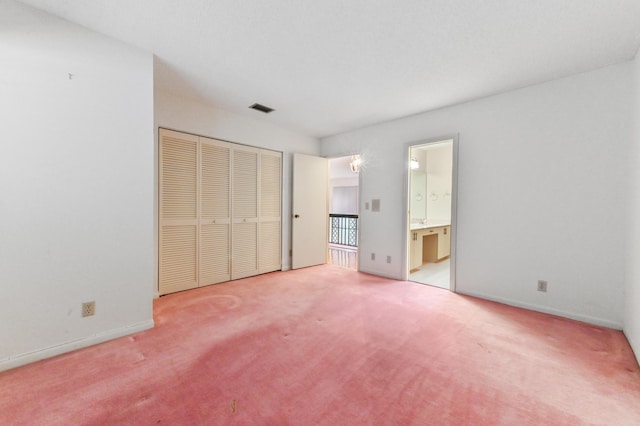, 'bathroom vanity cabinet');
409,225,450,271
